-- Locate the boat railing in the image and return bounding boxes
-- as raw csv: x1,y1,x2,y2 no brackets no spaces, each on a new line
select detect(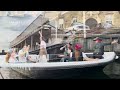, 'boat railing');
27,53,85,62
